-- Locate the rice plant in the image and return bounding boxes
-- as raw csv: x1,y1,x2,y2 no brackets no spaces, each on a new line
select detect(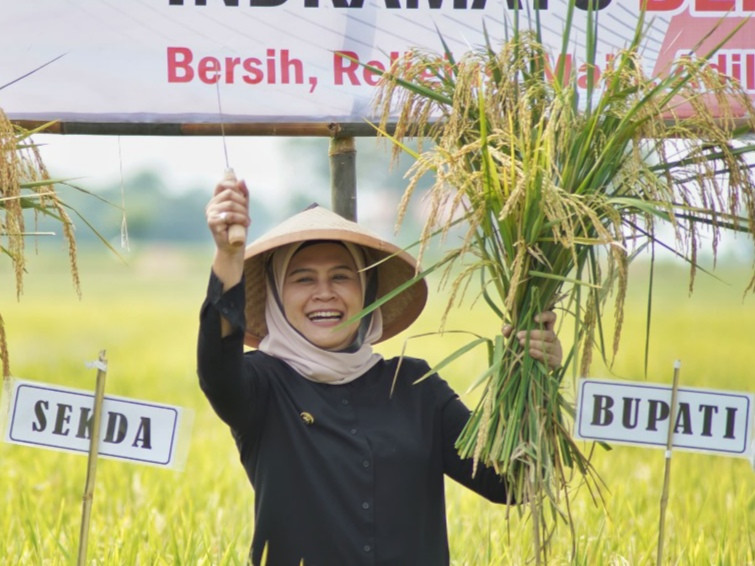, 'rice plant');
0,106,121,378
0,109,80,377
370,4,755,562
